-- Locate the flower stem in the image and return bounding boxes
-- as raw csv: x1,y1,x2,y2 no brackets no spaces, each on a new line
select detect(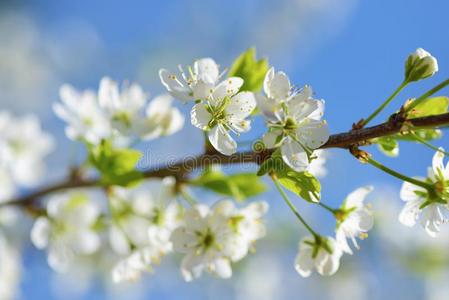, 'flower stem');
318,202,337,215
271,175,319,237
179,186,197,207
405,78,449,113
366,157,432,191
362,81,408,127
411,133,449,156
